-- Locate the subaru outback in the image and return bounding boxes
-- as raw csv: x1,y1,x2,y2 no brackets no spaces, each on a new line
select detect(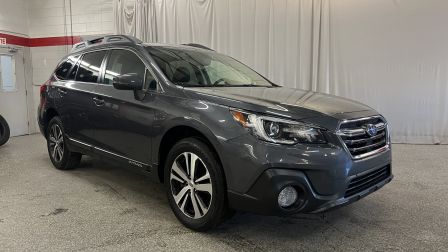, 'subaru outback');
38,35,393,231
